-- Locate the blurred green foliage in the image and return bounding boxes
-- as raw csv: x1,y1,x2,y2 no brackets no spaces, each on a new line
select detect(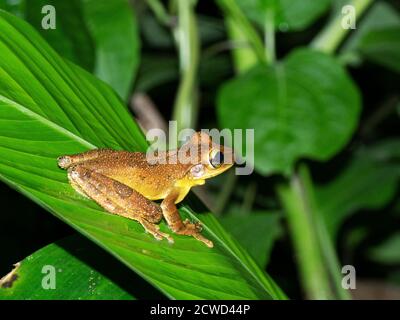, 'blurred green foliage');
0,0,399,300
